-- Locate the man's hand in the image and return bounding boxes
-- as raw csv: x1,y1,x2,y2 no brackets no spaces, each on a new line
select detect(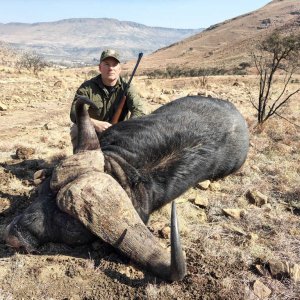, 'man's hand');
91,119,112,132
